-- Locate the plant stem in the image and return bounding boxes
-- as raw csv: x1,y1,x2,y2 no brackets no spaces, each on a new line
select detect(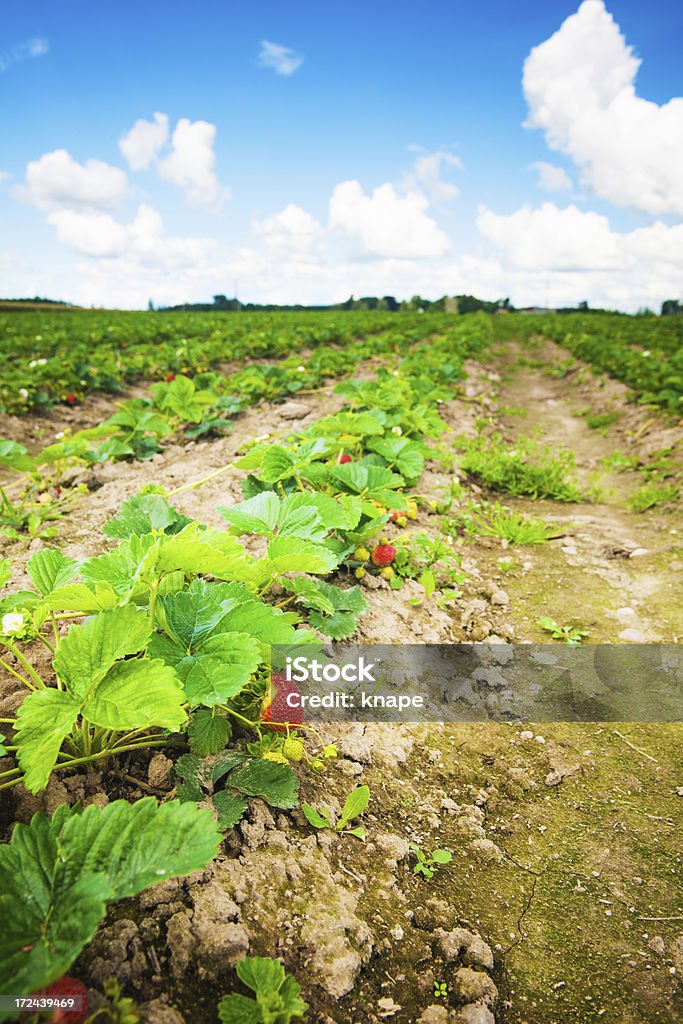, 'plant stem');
168,461,236,497
5,644,45,689
0,657,37,690
36,633,56,656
